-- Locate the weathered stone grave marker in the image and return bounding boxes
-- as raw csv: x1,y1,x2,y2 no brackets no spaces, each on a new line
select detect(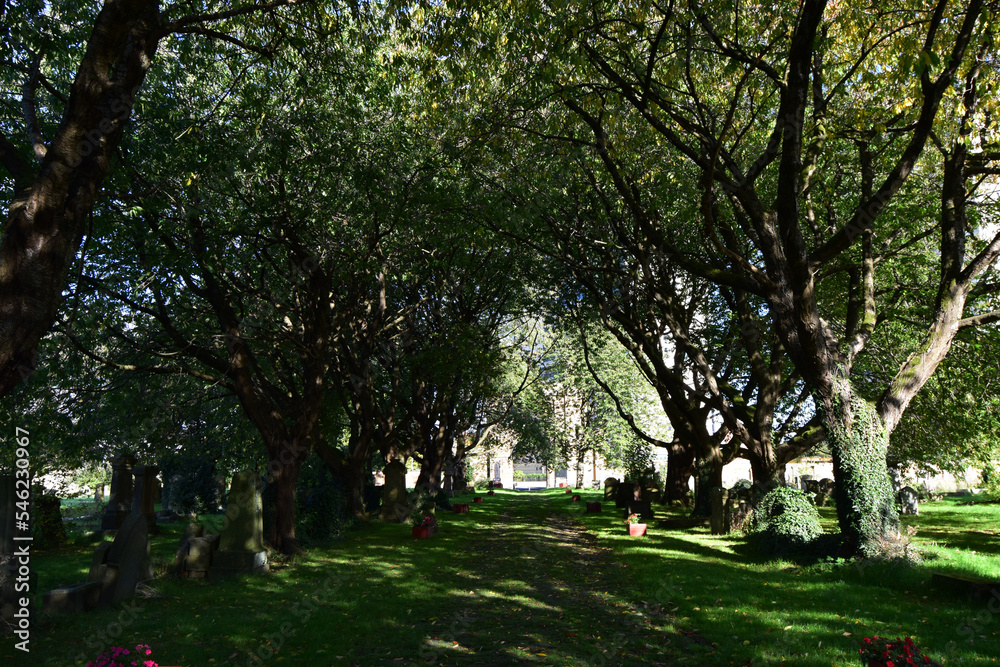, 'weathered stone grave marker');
131,465,160,535
381,460,409,522
898,486,919,515
96,511,153,606
211,471,268,576
101,453,137,531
